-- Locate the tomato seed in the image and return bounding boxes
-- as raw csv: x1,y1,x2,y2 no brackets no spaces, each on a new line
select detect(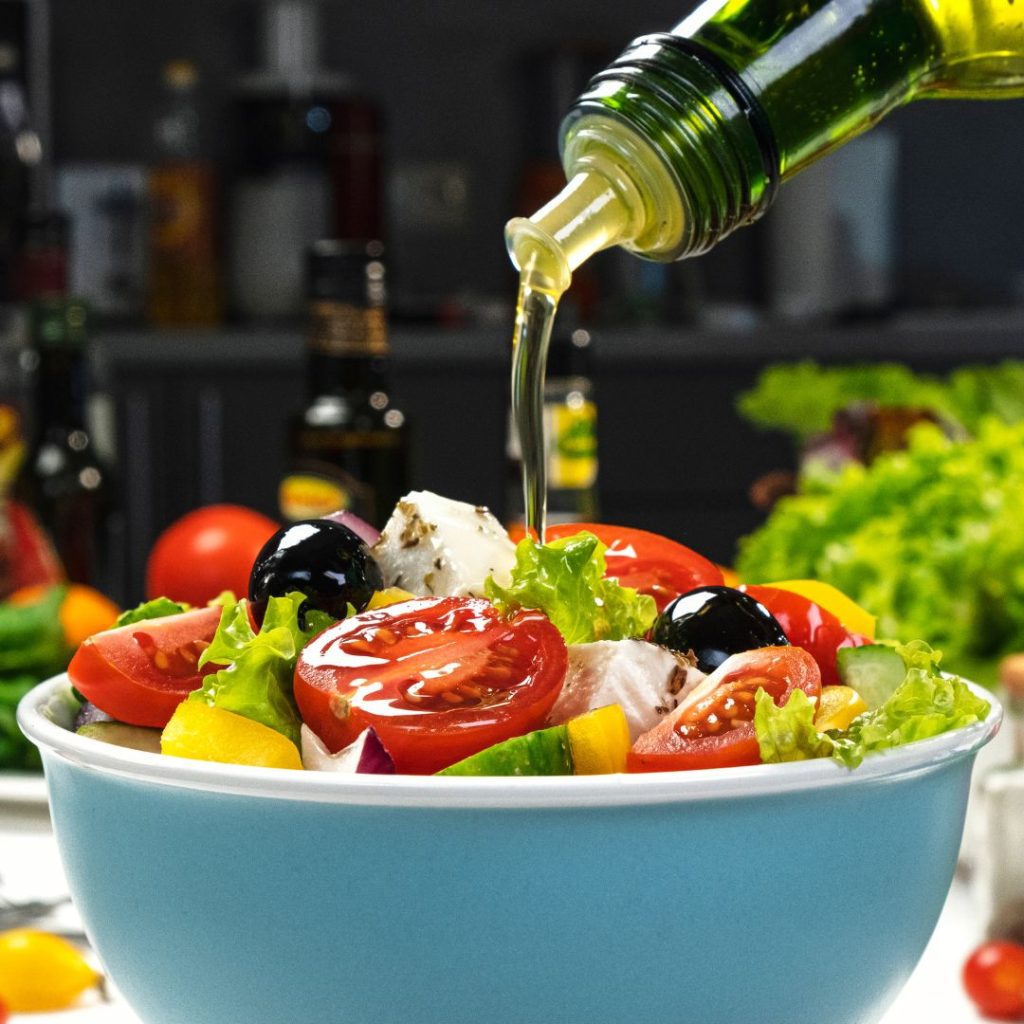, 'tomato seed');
329,692,352,721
